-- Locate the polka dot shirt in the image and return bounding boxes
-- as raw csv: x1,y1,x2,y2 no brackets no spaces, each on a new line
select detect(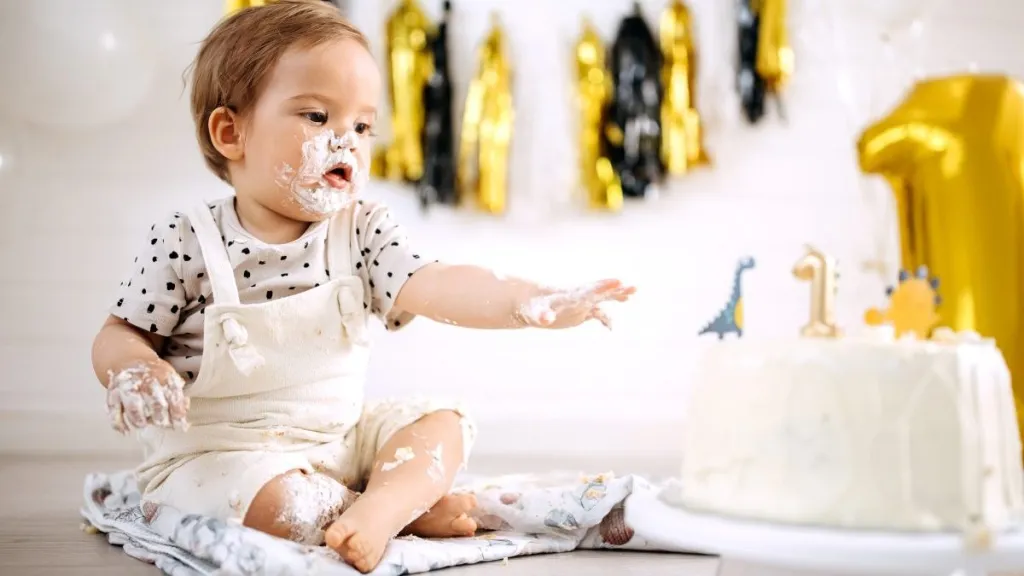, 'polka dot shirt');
110,196,433,384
